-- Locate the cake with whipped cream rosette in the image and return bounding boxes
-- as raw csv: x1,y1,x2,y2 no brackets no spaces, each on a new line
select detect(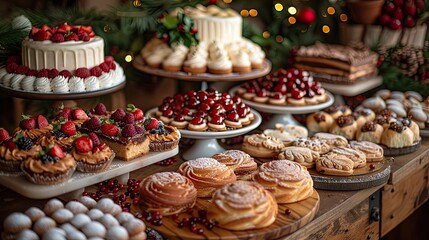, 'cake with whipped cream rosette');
0,23,125,93
140,5,266,74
